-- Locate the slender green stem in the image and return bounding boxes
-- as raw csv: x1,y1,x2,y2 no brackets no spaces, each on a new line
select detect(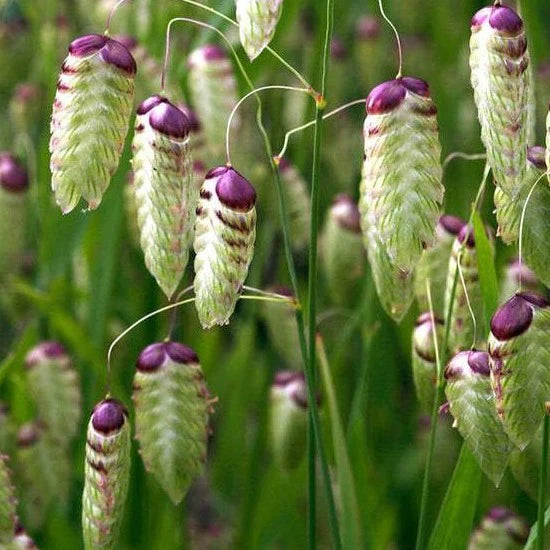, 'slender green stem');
538,412,550,550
